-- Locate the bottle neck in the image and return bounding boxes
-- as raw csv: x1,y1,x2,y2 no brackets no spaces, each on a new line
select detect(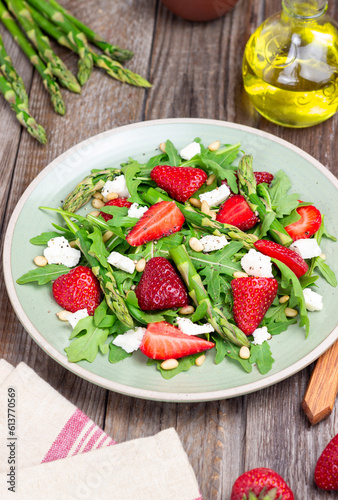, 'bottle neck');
282,0,328,19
